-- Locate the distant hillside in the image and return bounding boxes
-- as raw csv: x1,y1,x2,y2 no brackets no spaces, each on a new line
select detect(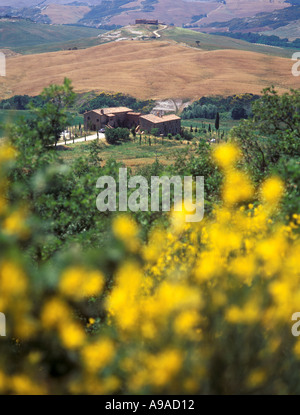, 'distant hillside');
2,22,295,57
261,20,300,41
0,19,105,53
0,0,292,28
0,40,298,101
200,4,300,34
